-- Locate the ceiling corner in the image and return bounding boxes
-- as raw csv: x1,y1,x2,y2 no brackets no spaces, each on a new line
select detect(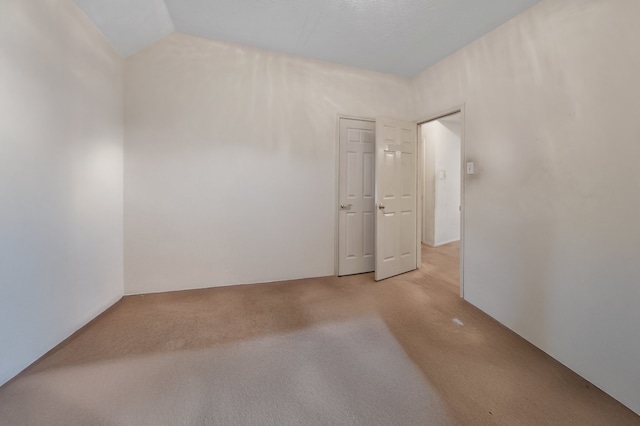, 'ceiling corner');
74,0,175,57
